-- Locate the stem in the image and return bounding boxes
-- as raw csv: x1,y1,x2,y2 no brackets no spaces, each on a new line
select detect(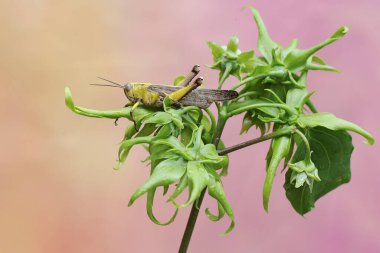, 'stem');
294,129,311,161
178,109,228,253
218,63,232,89
218,125,295,156
204,108,216,133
